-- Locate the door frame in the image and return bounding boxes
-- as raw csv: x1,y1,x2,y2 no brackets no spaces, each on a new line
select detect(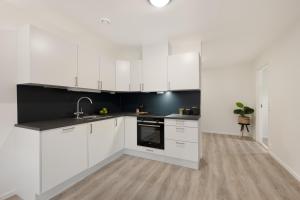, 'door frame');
256,65,269,148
